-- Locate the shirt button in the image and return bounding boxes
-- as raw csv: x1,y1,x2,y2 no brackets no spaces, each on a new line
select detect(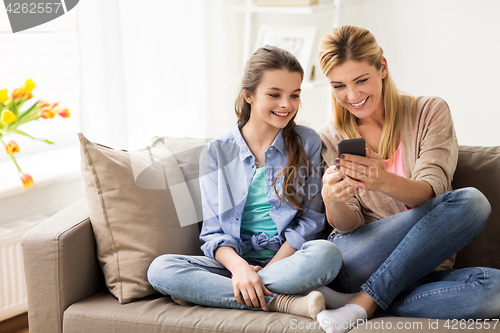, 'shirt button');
267,154,271,158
